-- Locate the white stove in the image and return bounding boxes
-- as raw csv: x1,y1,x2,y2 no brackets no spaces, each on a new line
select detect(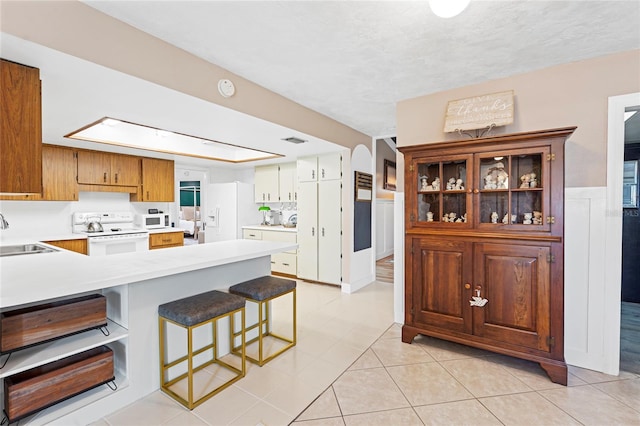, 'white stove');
72,212,149,256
